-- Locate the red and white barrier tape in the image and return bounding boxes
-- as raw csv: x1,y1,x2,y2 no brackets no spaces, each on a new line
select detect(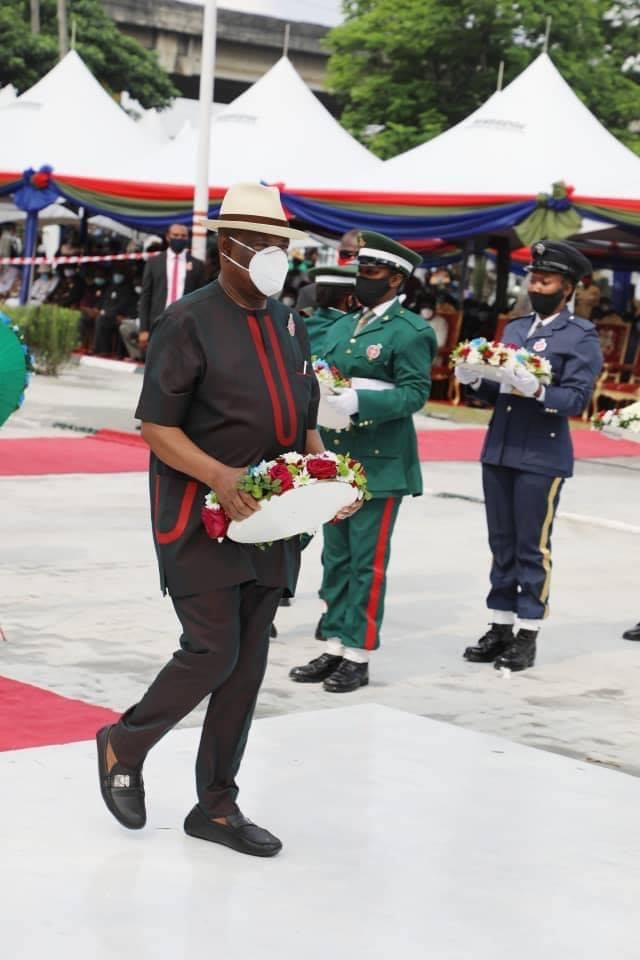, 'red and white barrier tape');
0,251,162,266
